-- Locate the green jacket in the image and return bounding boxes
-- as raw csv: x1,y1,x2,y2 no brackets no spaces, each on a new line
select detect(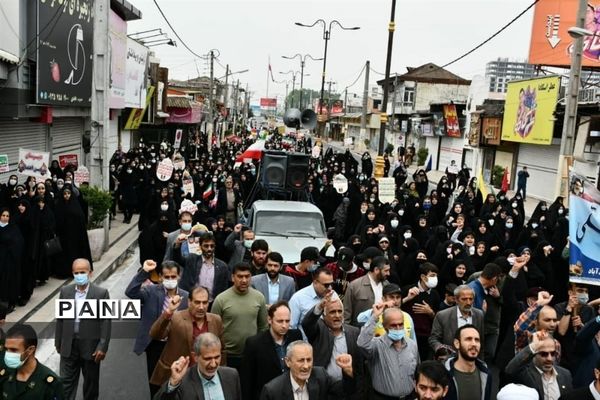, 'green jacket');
0,359,64,399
